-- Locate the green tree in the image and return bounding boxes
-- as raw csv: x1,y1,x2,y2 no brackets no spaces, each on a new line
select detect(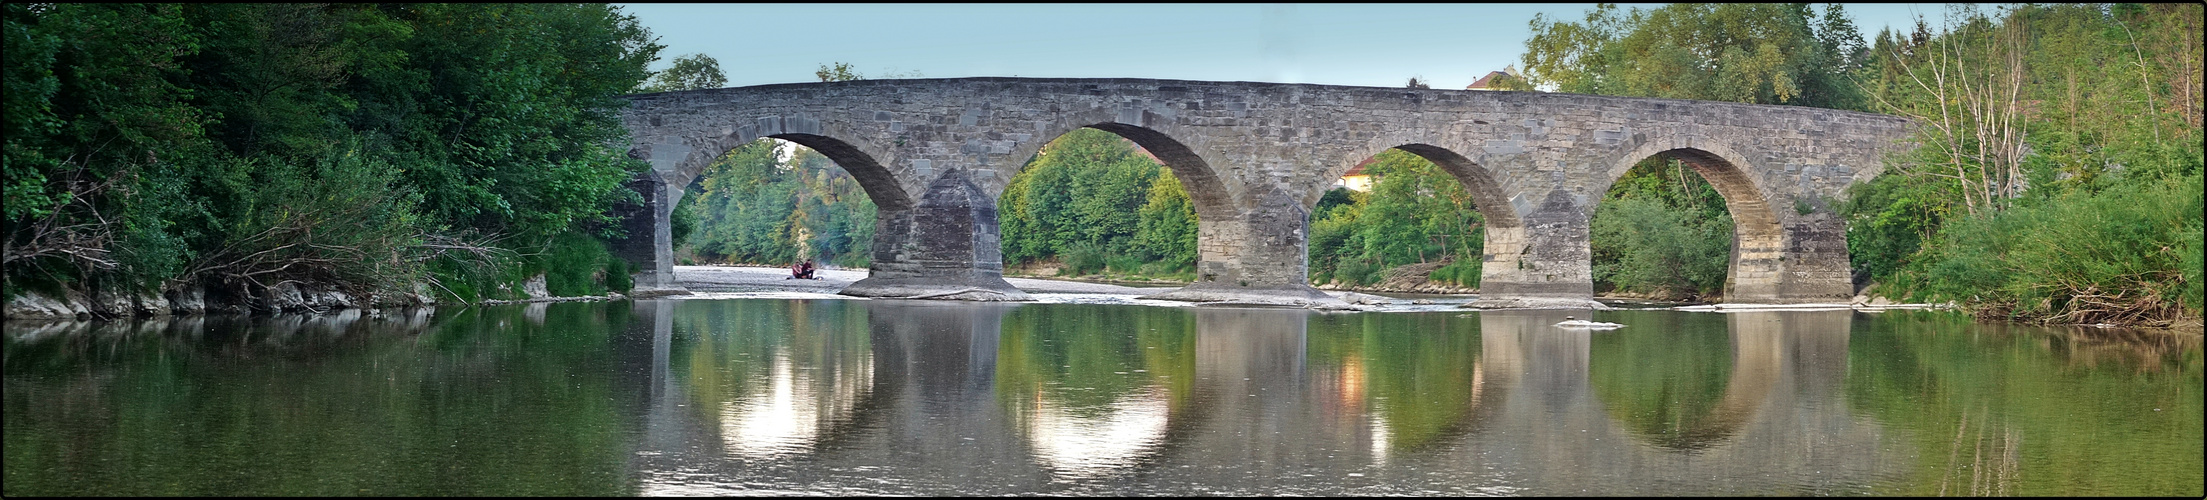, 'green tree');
815,62,860,82
1520,3,1867,110
1306,150,1485,287
998,128,1195,277
1845,3,2204,323
1131,172,1198,270
1589,159,1732,300
4,3,664,301
637,53,726,92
